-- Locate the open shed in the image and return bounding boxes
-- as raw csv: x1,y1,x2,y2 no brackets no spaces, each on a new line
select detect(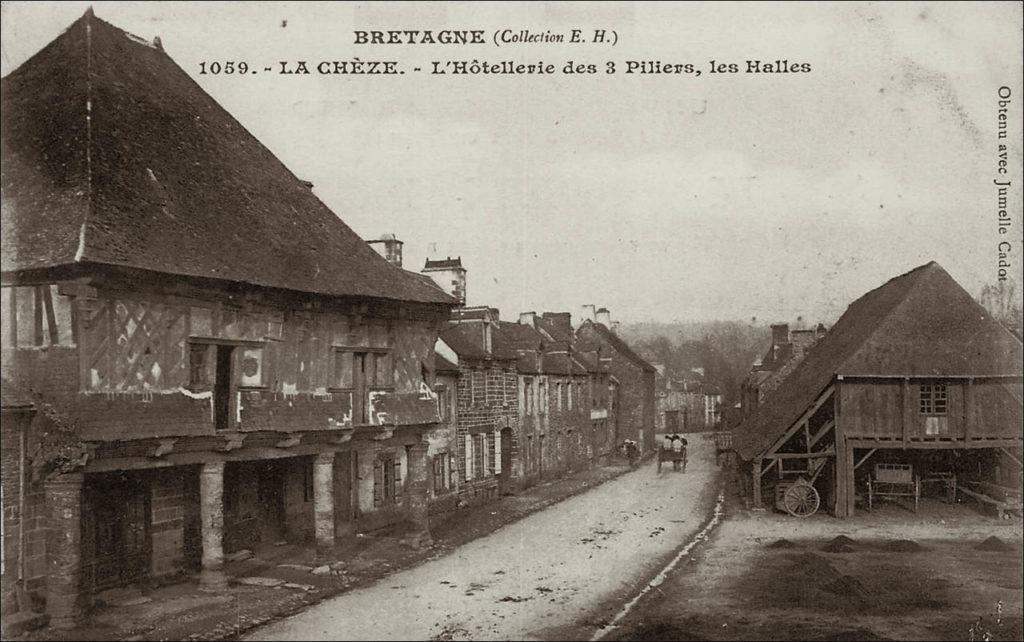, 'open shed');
733,262,1023,518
